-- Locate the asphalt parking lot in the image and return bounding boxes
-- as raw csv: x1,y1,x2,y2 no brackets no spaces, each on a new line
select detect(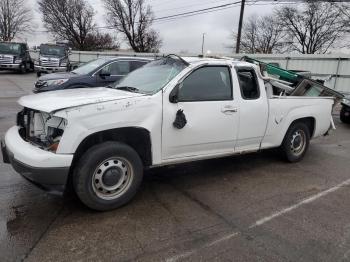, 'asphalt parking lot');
1,71,350,262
